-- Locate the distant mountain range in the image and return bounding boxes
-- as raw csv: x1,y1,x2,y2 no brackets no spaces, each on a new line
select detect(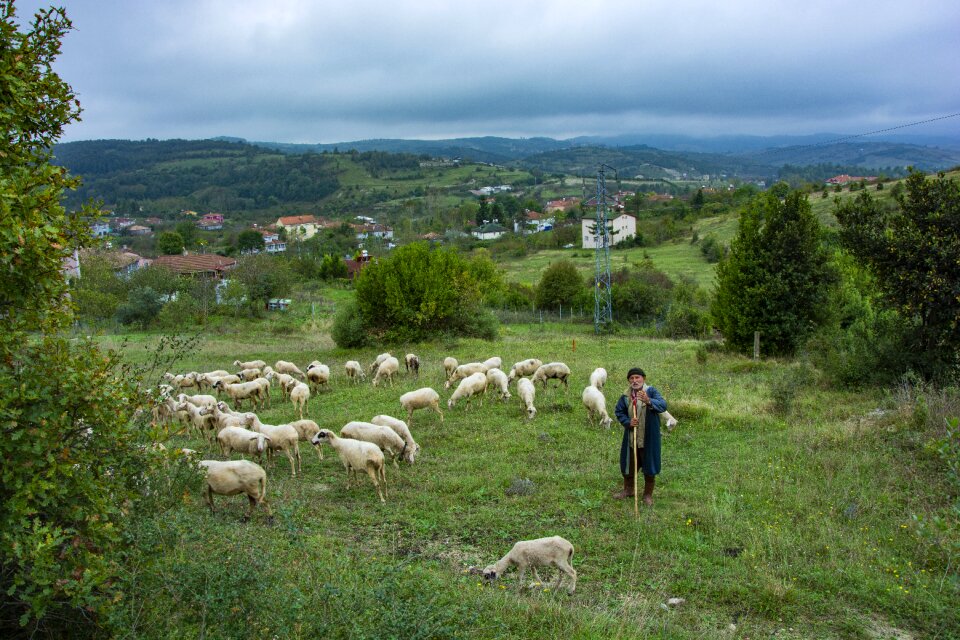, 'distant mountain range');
233,133,960,174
